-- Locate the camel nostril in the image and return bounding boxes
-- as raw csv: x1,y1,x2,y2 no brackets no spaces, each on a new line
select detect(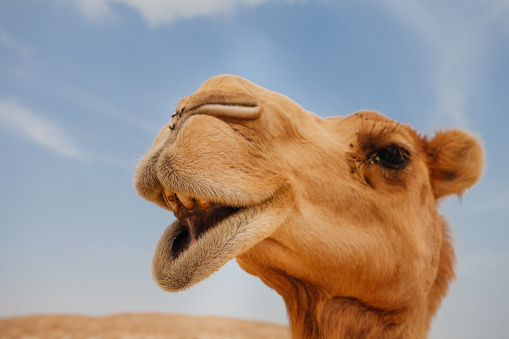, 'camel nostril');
169,113,178,130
